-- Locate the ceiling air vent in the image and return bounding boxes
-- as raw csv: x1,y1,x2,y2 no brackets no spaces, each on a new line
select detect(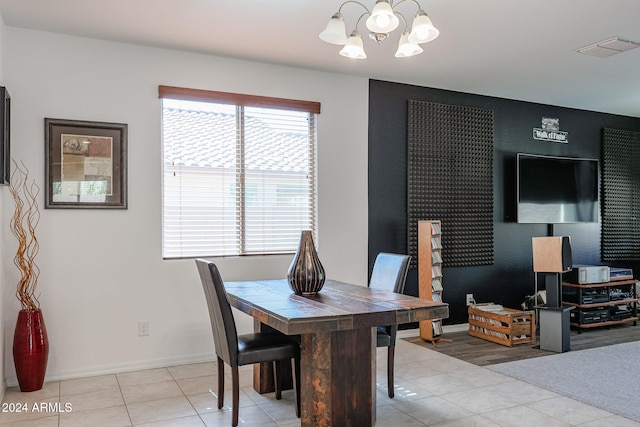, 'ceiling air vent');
577,36,640,58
